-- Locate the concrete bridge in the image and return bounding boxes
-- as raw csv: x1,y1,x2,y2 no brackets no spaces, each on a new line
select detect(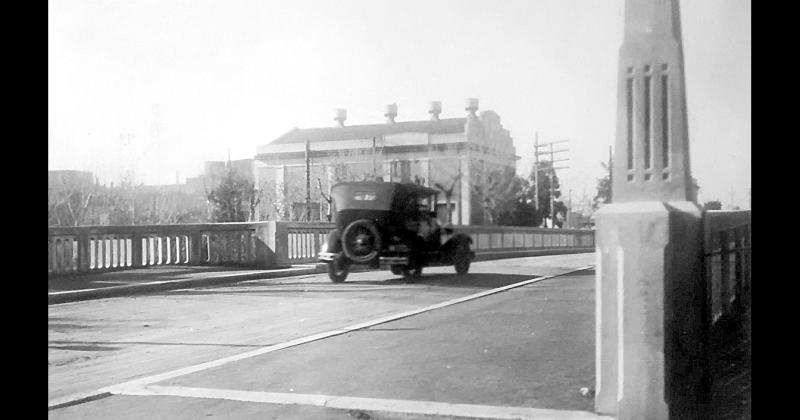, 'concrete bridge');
48,0,751,418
